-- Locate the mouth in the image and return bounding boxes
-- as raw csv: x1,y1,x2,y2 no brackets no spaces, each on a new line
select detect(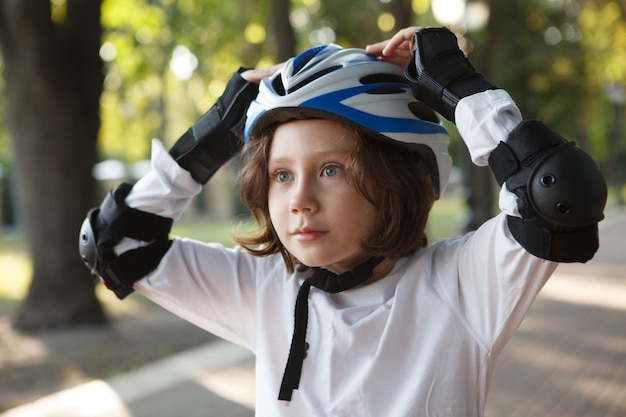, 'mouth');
291,227,328,242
